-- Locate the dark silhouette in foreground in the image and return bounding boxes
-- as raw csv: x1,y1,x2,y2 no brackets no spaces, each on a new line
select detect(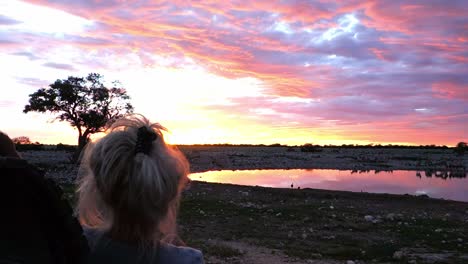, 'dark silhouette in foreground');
0,131,89,264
